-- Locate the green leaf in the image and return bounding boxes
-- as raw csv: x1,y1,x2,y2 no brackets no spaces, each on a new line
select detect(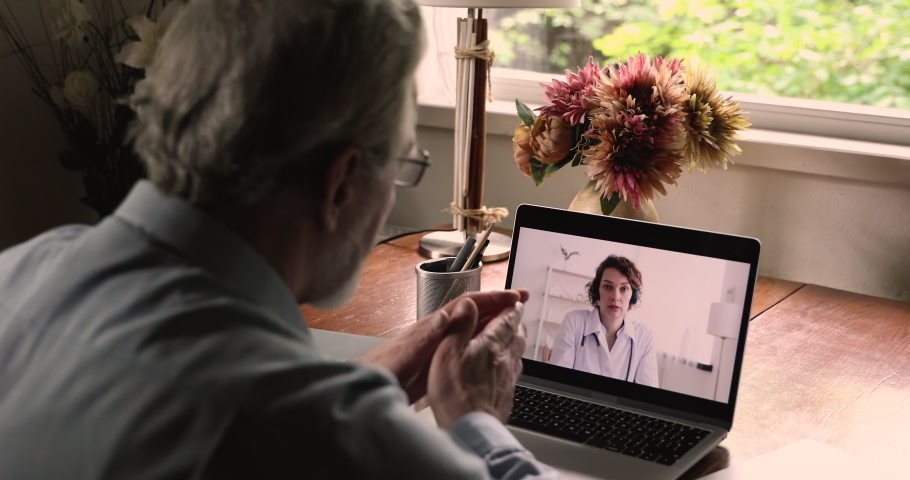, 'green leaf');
530,158,545,185
600,192,621,216
516,99,537,128
542,154,573,177
570,150,584,167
